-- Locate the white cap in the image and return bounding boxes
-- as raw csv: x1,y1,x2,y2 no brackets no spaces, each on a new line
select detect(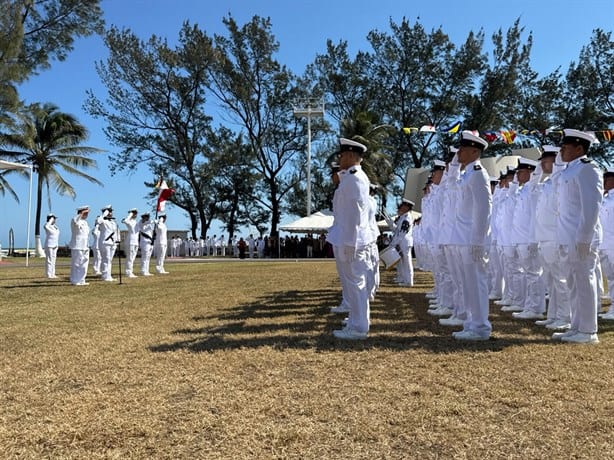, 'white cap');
459,130,488,151
432,160,446,170
76,205,90,212
101,204,113,211
562,129,597,150
539,145,560,159
400,198,415,207
339,137,367,154
518,158,538,170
